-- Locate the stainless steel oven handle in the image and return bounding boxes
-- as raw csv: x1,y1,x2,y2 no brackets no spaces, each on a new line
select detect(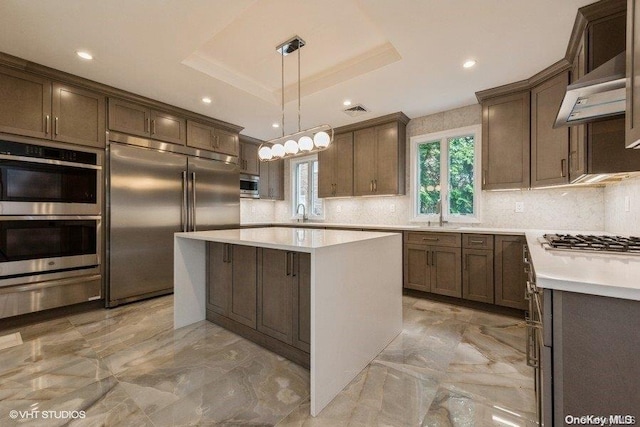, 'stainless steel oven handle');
191,172,197,232
0,154,102,170
181,171,187,232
